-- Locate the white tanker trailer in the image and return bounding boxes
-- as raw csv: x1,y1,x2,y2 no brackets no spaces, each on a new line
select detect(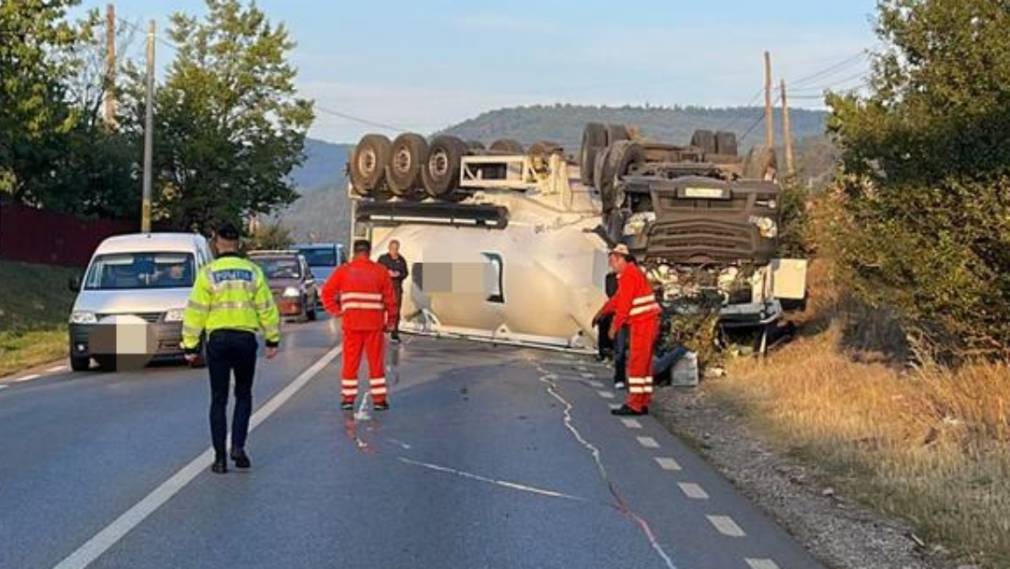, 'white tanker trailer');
347,125,807,353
